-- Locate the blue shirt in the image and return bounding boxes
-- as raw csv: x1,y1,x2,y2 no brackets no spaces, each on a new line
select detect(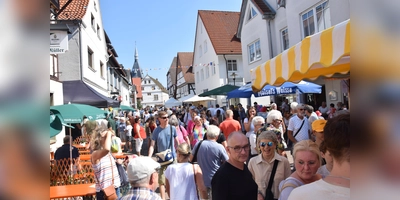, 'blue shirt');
118,122,126,134
120,187,161,200
192,140,228,187
152,125,177,158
